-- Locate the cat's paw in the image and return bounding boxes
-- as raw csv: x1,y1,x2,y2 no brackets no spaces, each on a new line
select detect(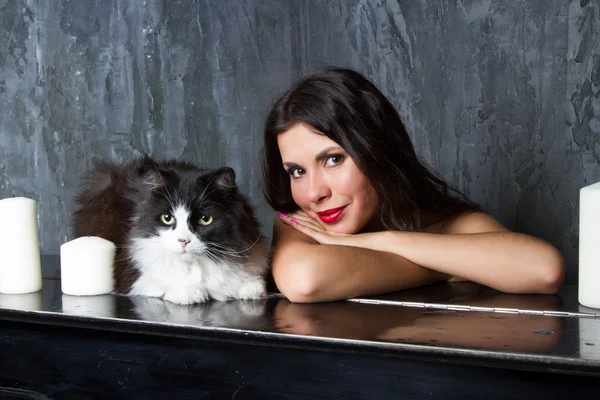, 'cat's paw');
163,288,209,305
235,279,266,300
